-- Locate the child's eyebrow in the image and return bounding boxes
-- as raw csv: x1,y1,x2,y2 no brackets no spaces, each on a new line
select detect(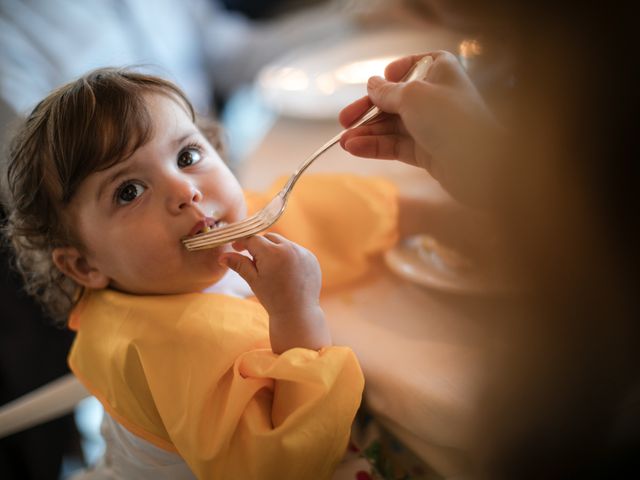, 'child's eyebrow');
172,131,198,148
